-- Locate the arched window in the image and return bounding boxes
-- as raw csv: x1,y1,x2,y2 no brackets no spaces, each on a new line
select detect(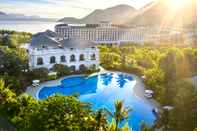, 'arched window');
37,57,43,65
50,56,56,64
70,55,76,62
91,54,96,60
60,55,66,62
70,65,76,72
79,64,86,71
79,54,85,61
